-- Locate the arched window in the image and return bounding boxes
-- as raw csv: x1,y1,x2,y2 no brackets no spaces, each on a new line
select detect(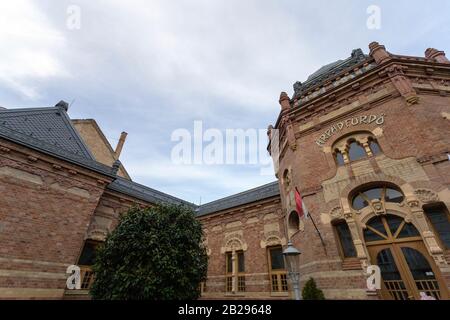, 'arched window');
332,132,383,166
288,211,300,234
334,221,357,258
347,141,367,162
351,185,404,210
424,203,450,249
369,138,382,155
335,150,345,166
282,169,291,187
